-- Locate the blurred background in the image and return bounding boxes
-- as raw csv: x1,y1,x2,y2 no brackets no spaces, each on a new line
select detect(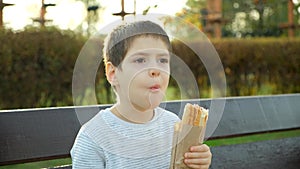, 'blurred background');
0,0,300,109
